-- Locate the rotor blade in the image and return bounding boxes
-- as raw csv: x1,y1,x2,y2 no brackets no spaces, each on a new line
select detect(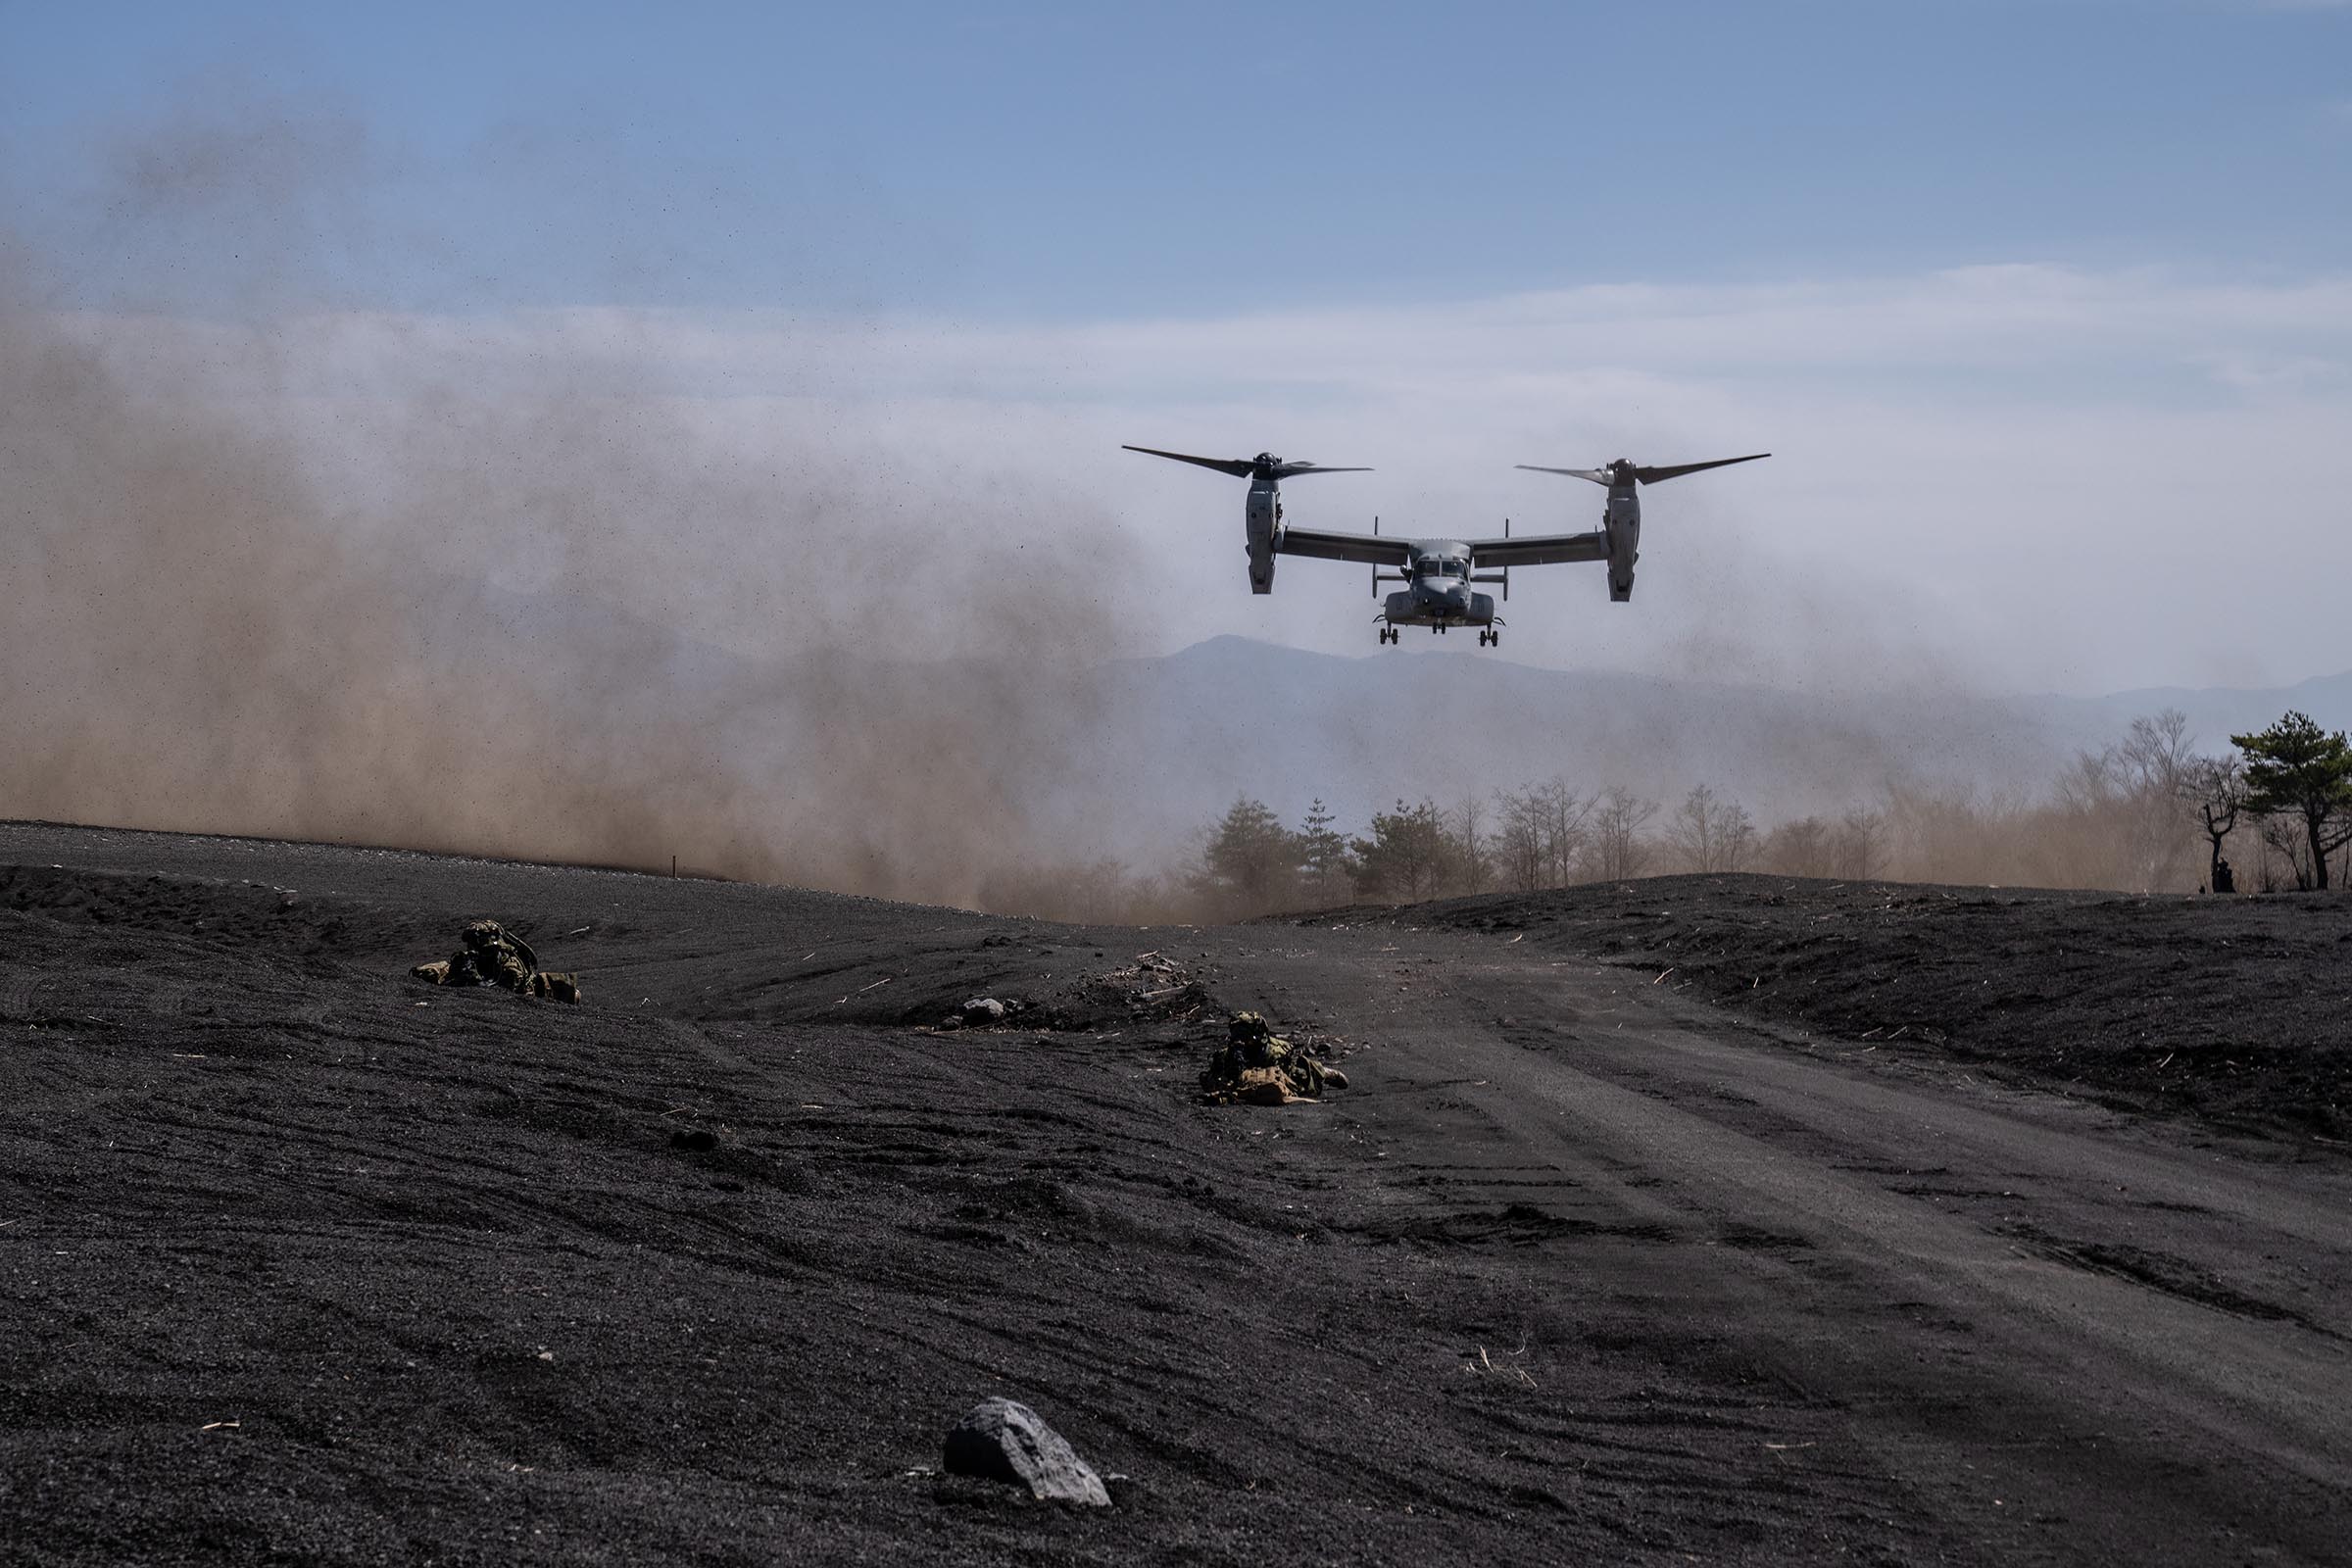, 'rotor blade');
1633,453,1771,485
1121,445,1256,478
1515,465,1613,486
1269,463,1372,480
